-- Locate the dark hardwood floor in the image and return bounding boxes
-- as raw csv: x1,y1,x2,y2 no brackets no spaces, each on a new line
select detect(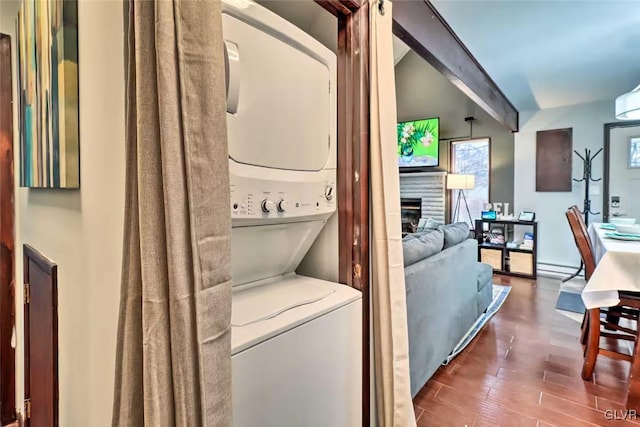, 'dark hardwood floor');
413,275,639,427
